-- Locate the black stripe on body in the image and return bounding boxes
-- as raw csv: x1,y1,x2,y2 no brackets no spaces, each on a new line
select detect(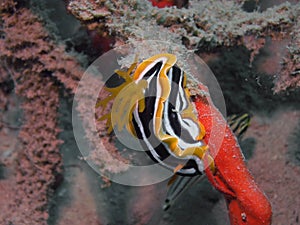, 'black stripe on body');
132,60,203,176
132,60,170,162
164,66,198,144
